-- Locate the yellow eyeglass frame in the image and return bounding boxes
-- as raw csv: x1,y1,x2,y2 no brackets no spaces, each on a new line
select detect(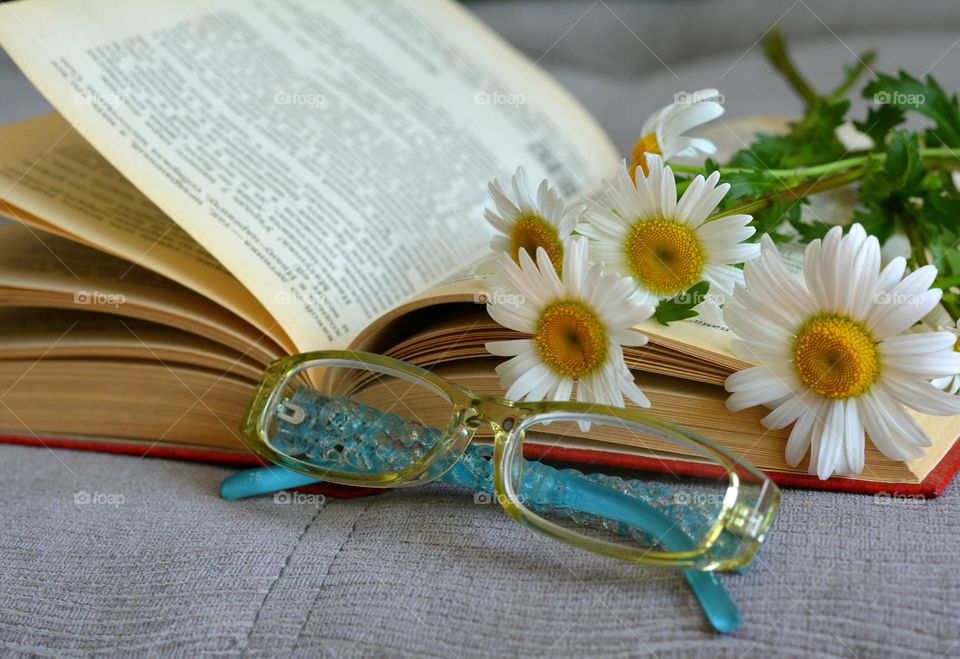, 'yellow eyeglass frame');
236,350,781,573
